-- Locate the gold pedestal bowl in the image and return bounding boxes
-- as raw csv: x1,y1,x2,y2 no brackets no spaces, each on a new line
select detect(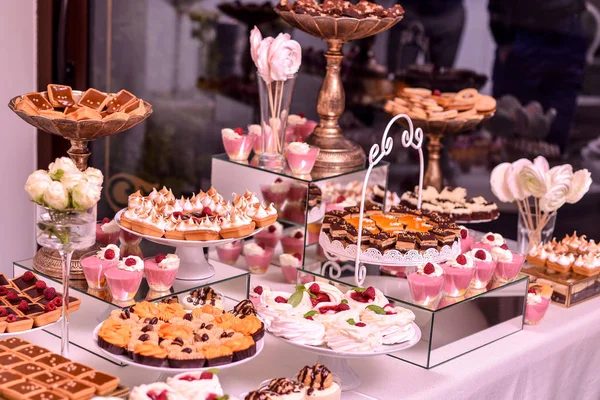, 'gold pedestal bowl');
277,12,403,176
